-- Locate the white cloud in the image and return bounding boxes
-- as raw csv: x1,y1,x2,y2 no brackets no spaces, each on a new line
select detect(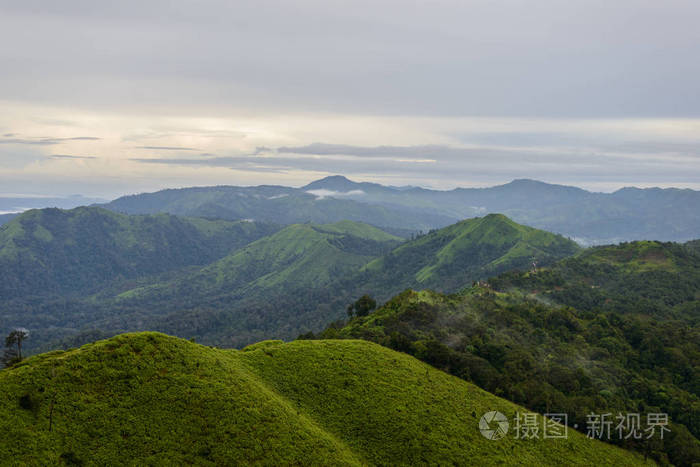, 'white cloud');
306,189,366,199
